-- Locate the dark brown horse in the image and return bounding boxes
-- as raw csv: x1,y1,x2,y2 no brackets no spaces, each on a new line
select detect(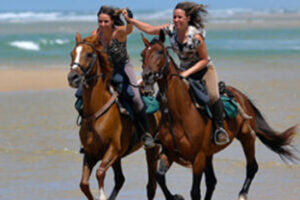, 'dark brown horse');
140,31,298,200
67,33,160,200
